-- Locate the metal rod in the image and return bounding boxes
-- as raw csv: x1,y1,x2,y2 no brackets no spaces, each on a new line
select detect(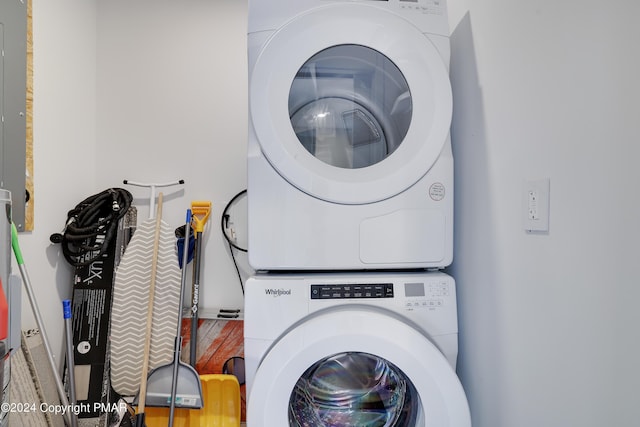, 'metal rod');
189,233,202,368
169,210,192,426
63,300,78,427
12,223,72,426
